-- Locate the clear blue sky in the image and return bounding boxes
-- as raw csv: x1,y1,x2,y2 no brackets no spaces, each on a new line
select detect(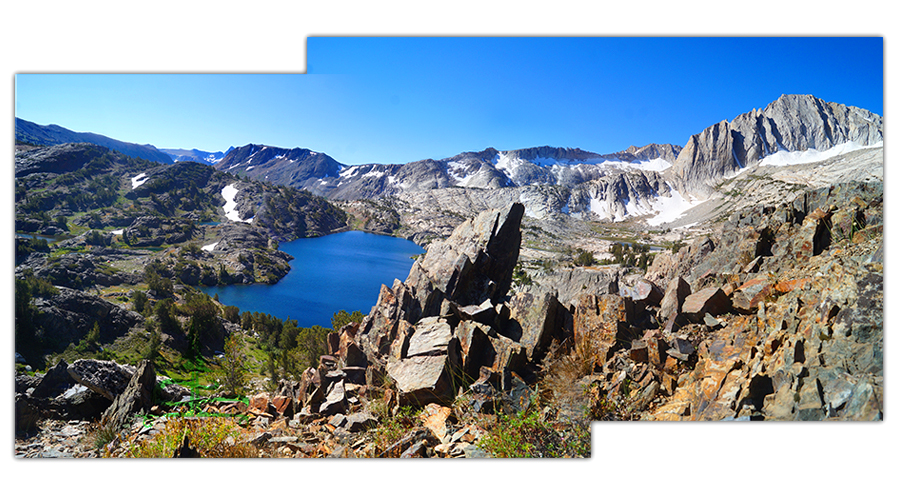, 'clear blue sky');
15,37,883,166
